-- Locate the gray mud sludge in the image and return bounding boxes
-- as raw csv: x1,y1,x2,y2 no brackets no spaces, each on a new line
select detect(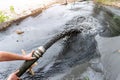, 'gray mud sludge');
0,1,102,80
94,4,120,80
21,16,102,80
1,1,119,80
